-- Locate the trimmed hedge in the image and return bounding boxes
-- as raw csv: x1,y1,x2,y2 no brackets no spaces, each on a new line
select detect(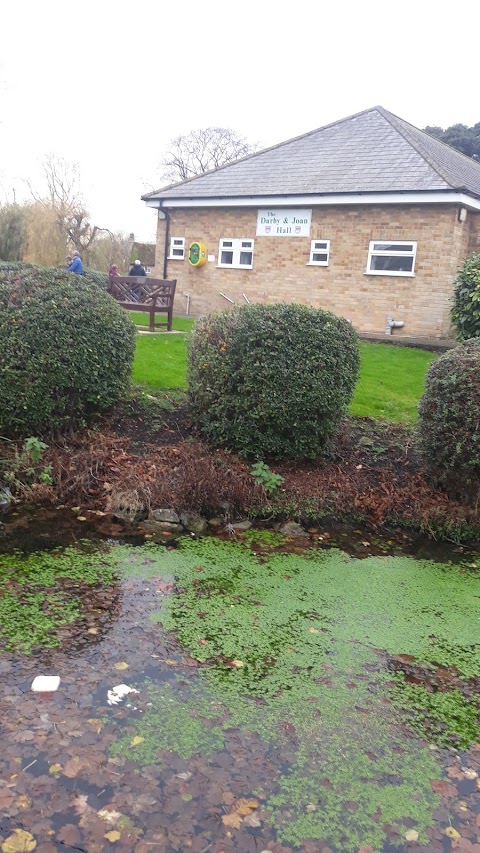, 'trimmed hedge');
188,303,360,459
0,260,108,290
451,253,480,340
418,340,480,502
0,266,136,437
